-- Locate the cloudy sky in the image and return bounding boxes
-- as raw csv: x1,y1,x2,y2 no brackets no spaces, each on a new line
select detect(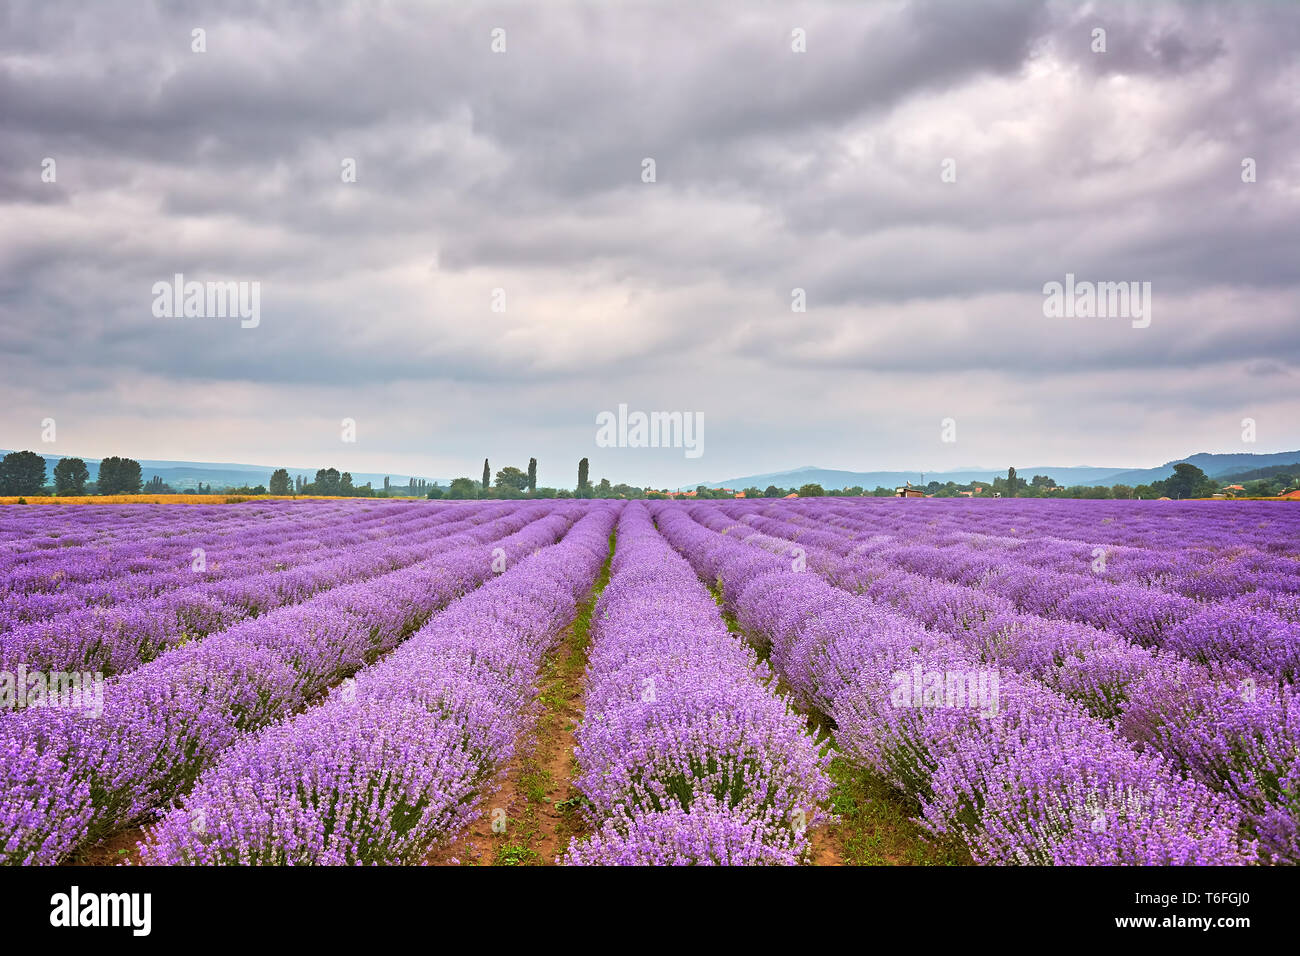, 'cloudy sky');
2,0,1298,488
